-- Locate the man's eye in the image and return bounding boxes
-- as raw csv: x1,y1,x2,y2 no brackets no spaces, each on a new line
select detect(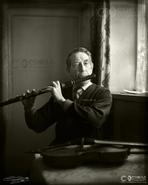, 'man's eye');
72,63,79,67
84,62,89,65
